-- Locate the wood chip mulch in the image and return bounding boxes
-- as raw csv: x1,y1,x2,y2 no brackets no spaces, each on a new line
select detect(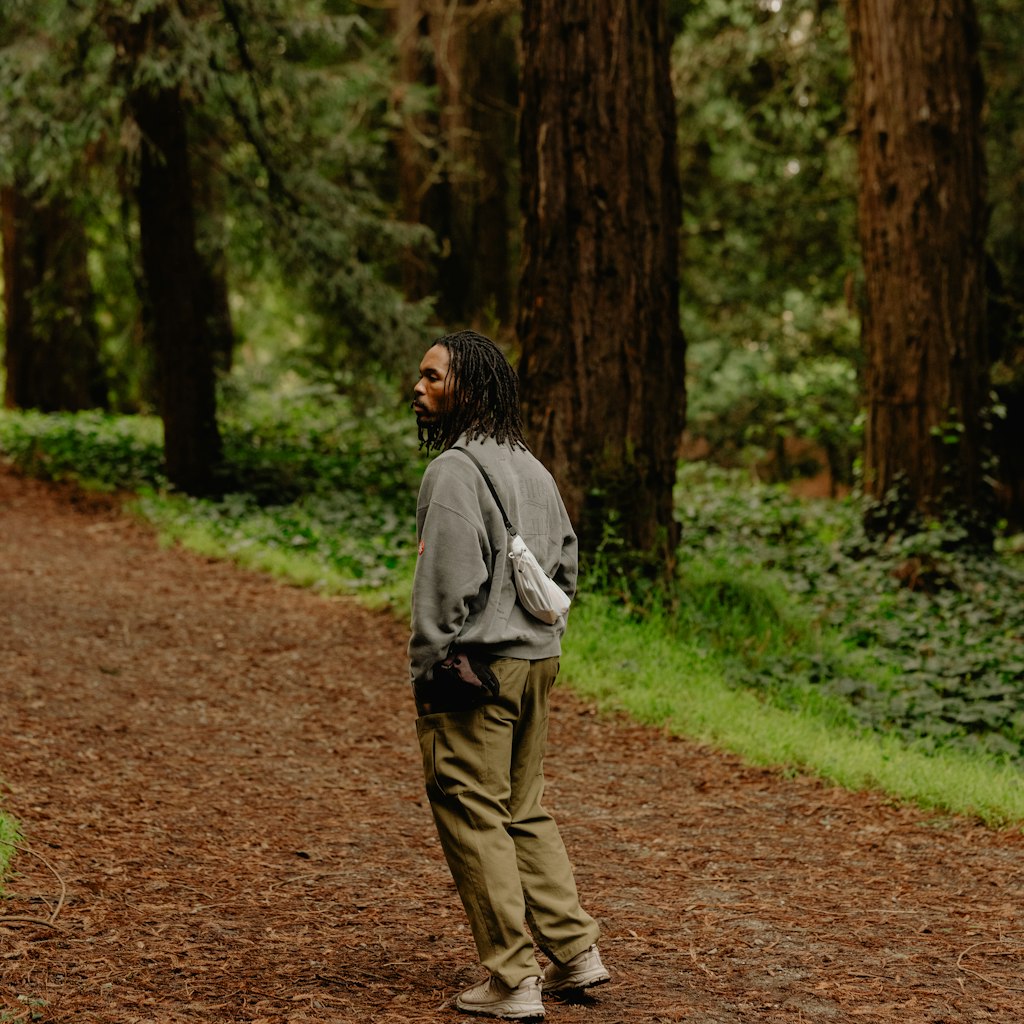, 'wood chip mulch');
1,466,1022,1024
